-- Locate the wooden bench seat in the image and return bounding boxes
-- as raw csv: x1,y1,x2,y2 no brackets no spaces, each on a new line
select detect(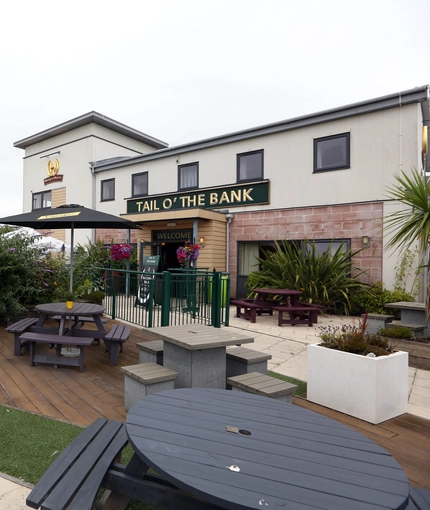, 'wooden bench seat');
137,340,164,365
226,346,272,386
121,362,178,411
19,332,94,372
5,317,38,356
272,305,319,327
230,299,272,323
227,372,298,403
26,418,128,510
103,324,131,366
